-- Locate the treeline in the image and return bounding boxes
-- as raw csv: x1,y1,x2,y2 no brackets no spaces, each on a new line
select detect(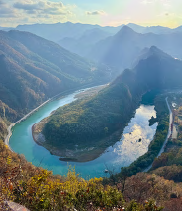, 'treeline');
43,70,145,151
117,96,169,178
149,93,182,182
151,131,182,182
41,46,182,157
